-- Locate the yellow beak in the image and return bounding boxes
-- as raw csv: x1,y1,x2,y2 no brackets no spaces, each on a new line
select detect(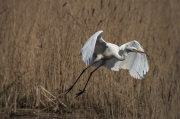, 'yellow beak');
135,49,149,58
135,49,145,54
